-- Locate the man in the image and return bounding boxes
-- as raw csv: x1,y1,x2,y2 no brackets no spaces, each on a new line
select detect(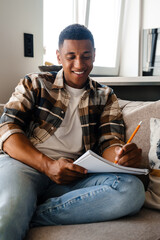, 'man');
0,24,145,240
